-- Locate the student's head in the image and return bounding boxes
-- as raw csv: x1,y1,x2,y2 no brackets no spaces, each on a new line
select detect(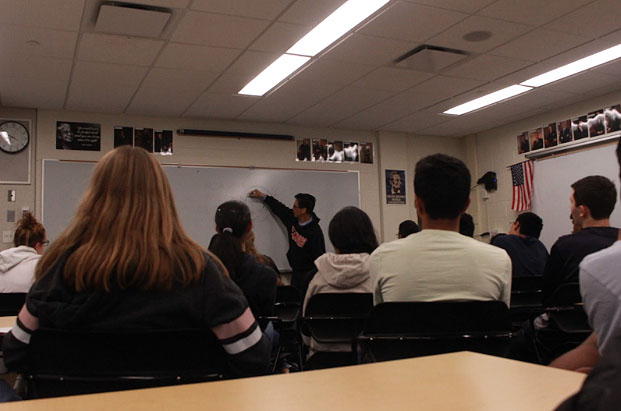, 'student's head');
617,138,621,180
210,201,252,279
511,212,543,238
414,154,471,221
570,175,616,222
294,193,315,217
398,220,419,238
328,206,378,254
13,212,47,254
36,146,205,291
459,213,475,237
